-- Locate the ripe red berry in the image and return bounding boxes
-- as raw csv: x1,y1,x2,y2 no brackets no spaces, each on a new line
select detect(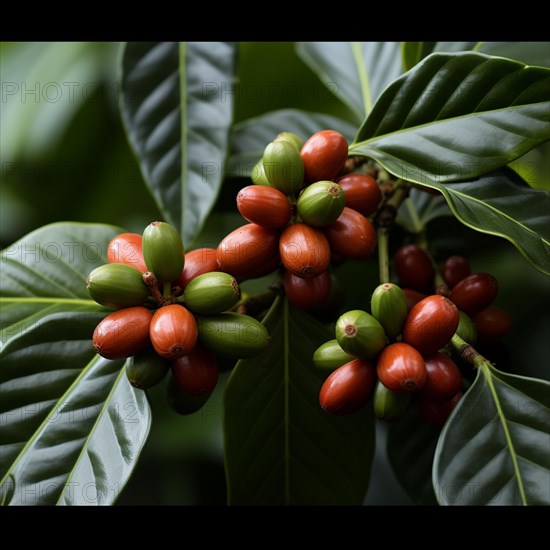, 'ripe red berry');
236,185,292,229
300,130,348,184
217,223,280,280
473,306,512,342
440,255,471,289
149,304,198,360
335,173,382,217
107,232,148,273
394,244,435,291
93,306,152,359
171,344,219,396
283,270,331,311
449,272,498,315
279,223,330,278
319,358,376,415
323,207,376,260
420,352,462,402
377,343,427,393
173,247,218,290
402,295,460,355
